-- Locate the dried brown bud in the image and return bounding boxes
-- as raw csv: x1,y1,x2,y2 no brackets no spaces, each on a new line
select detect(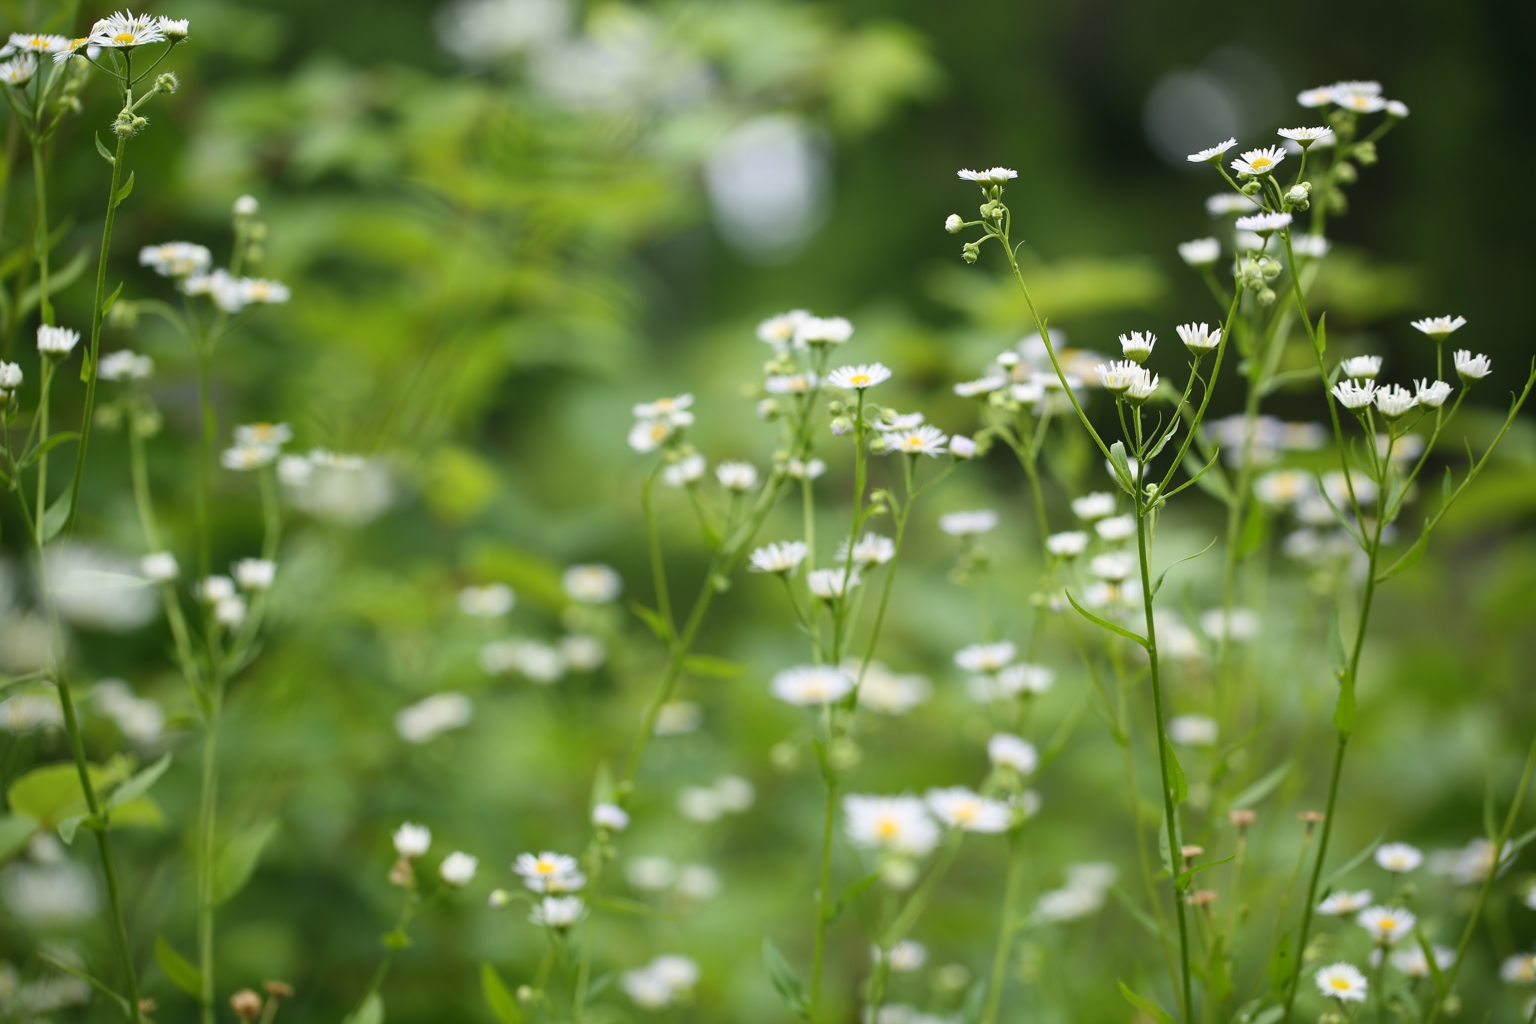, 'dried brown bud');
388,857,415,888
1229,809,1257,828
1297,810,1325,823
138,998,159,1013
1185,889,1219,906
230,989,264,1021
264,980,294,998
1180,845,1205,859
